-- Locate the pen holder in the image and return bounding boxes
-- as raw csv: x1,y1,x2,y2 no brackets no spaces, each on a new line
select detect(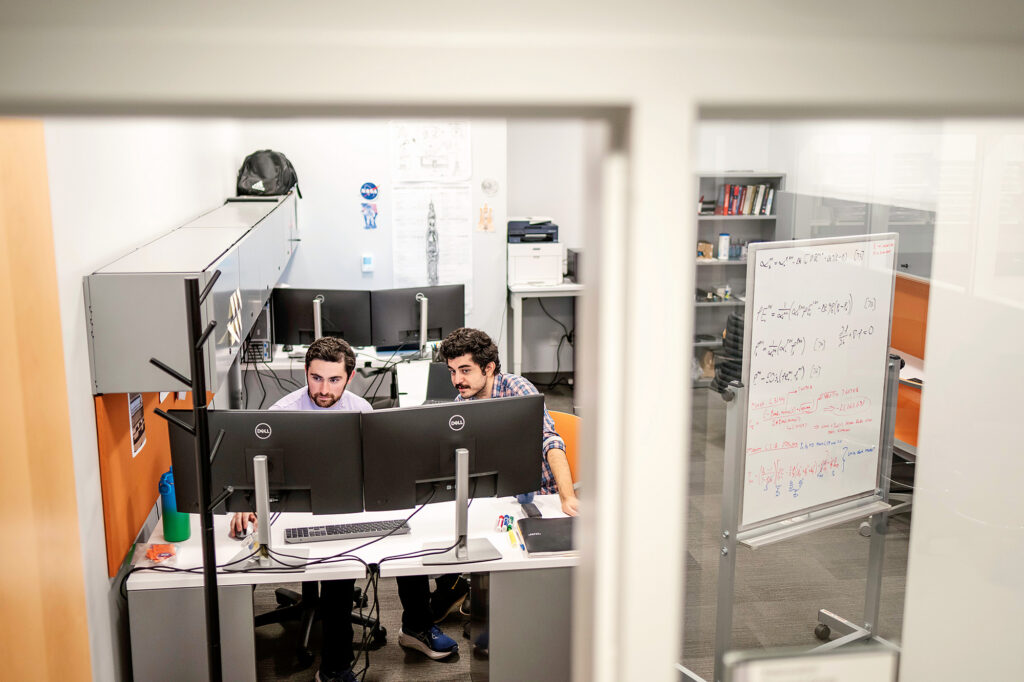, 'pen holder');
159,468,191,543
